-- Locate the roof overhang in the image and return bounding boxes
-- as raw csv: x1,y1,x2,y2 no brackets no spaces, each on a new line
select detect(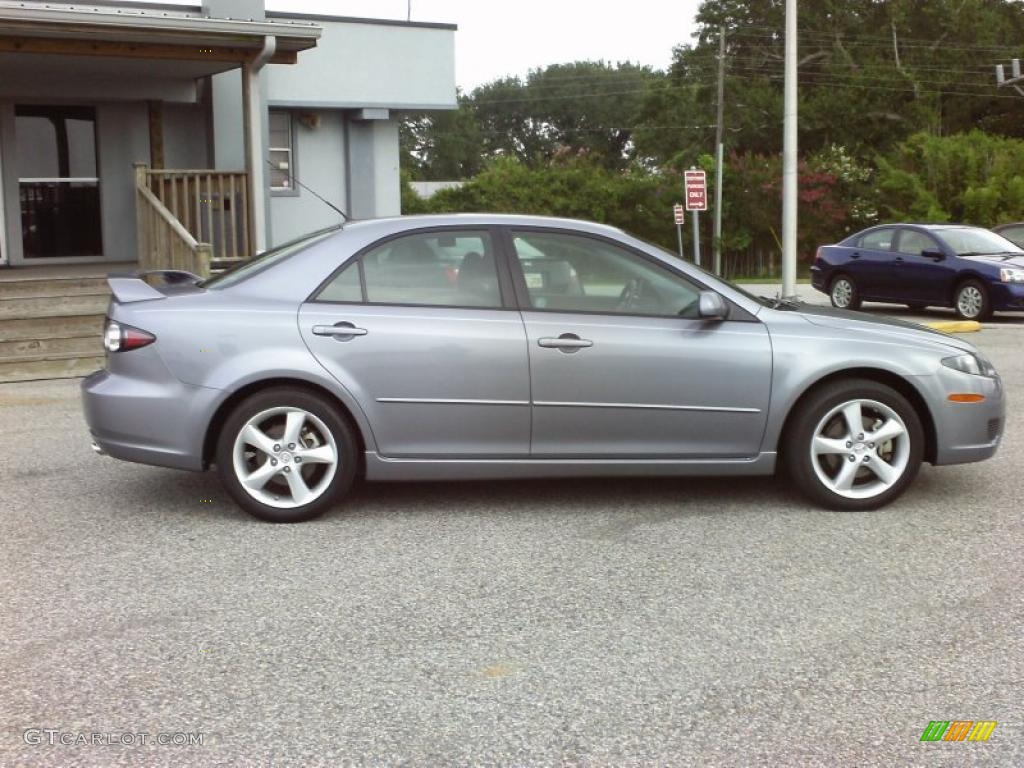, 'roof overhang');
0,1,321,66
